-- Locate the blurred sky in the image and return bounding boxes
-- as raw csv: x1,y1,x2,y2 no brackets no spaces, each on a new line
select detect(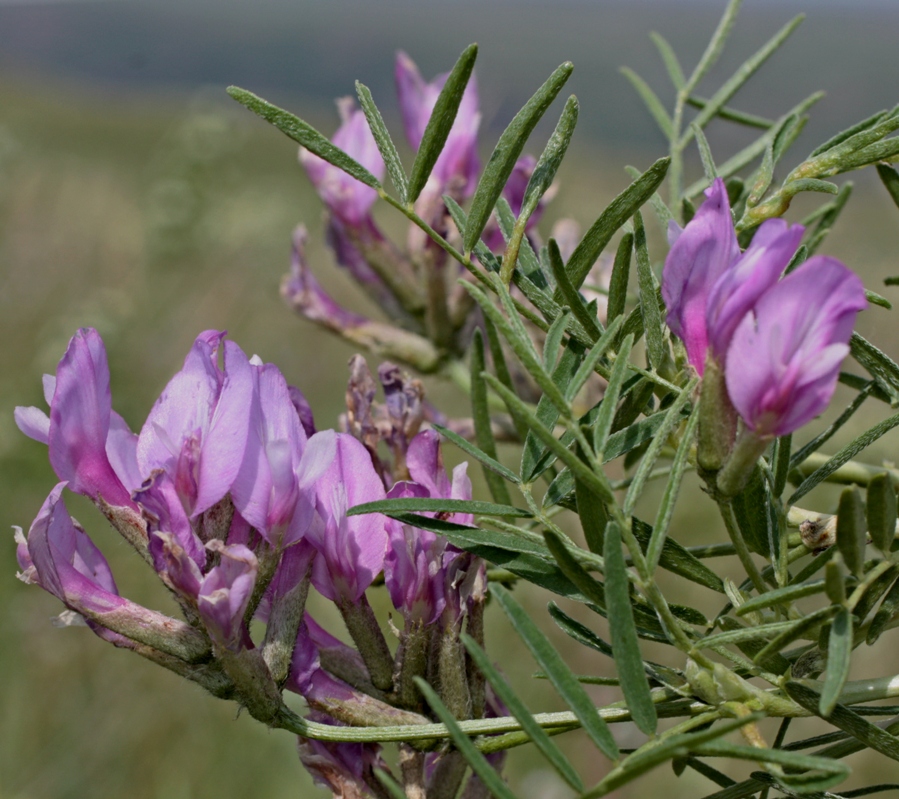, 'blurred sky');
0,0,897,152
